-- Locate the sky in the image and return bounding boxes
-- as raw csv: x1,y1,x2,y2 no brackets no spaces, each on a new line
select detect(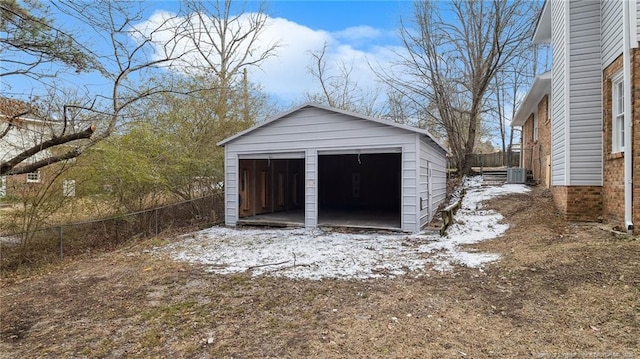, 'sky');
3,1,544,147
249,1,412,104
3,1,415,109
154,0,415,106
